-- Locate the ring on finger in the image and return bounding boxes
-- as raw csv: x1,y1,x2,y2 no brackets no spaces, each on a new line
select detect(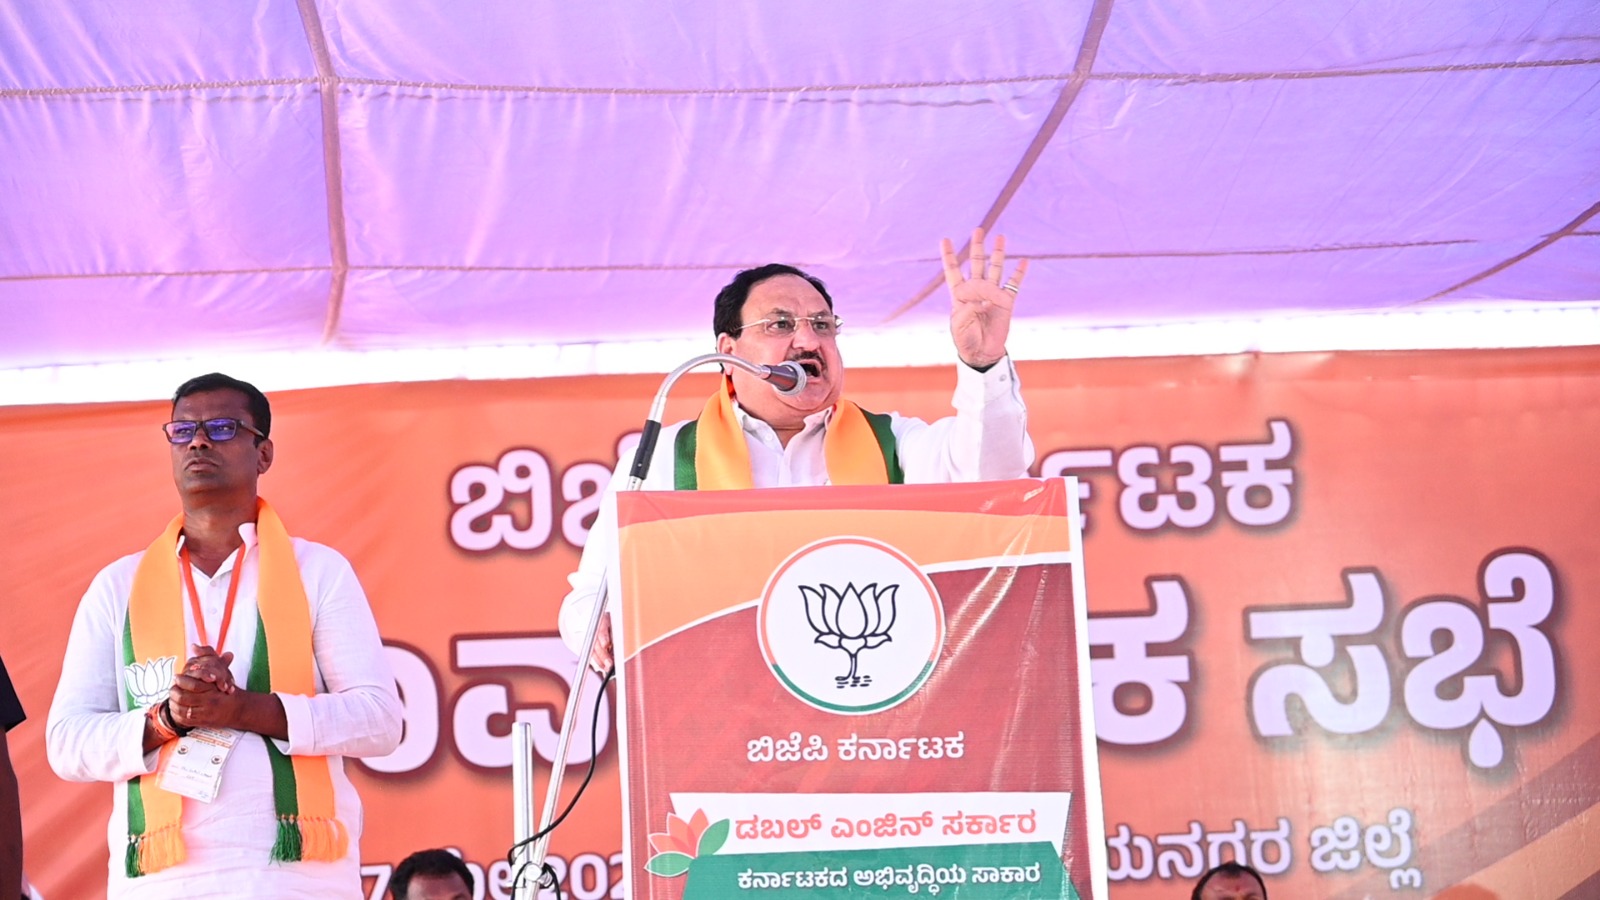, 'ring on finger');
1002,283,1020,294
